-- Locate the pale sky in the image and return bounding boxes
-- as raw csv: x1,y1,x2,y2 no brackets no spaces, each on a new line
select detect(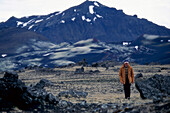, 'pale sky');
0,0,170,28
